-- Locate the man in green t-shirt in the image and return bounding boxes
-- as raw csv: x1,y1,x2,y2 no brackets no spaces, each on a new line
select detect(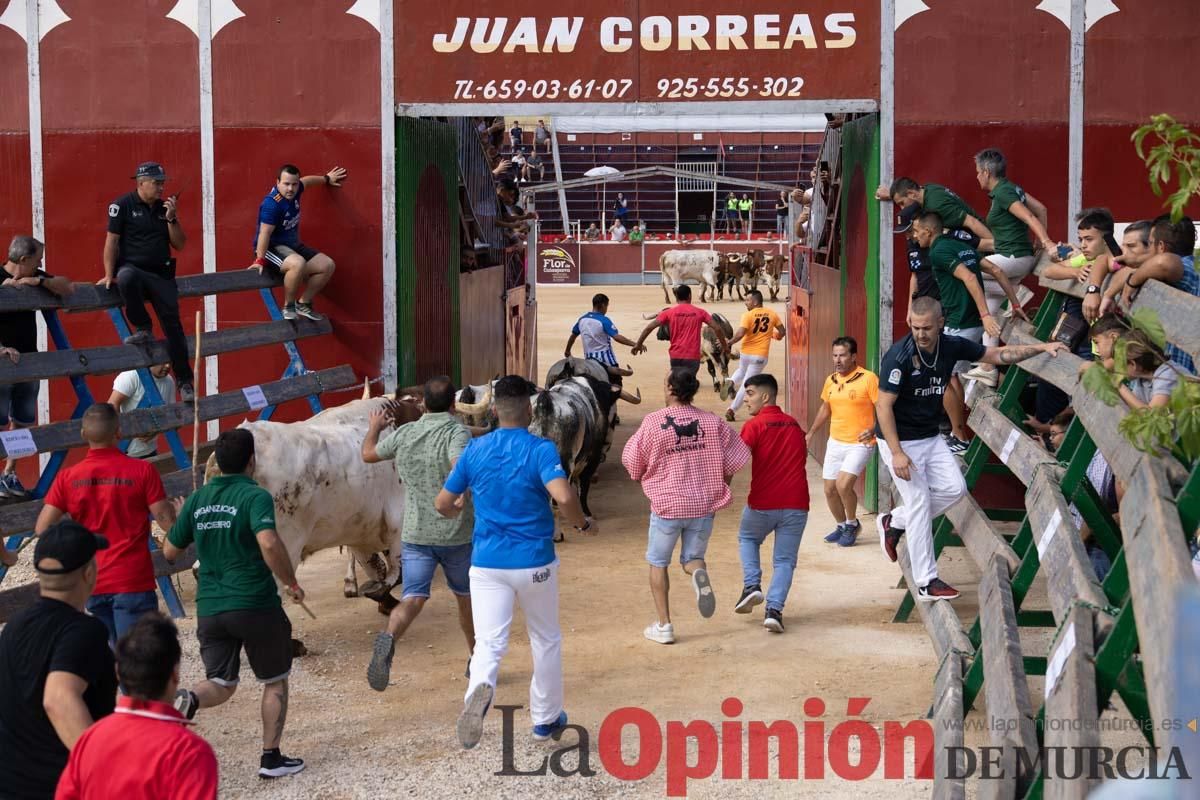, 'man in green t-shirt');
361,376,476,692
967,148,1057,386
883,176,994,252
164,429,307,780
